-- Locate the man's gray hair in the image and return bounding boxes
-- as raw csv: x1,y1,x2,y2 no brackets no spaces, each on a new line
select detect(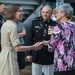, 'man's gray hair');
58,4,73,19
41,5,52,12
